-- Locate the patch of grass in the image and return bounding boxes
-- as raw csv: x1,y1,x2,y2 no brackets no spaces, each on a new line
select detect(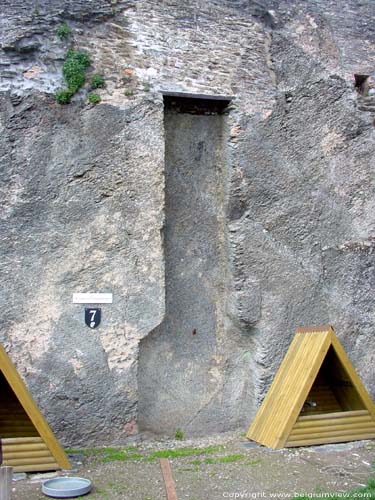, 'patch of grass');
88,93,101,105
204,457,214,464
55,89,73,104
143,84,151,92
66,446,142,463
65,447,105,456
91,74,105,89
124,89,134,96
148,445,224,461
190,460,202,465
57,22,71,40
204,454,244,464
175,428,184,440
100,448,143,463
244,458,262,466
